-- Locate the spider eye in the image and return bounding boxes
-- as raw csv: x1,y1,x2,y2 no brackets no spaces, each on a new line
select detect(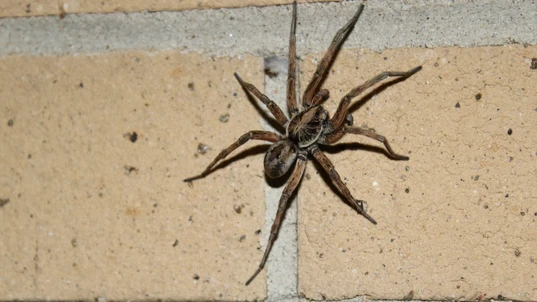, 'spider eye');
264,139,298,178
